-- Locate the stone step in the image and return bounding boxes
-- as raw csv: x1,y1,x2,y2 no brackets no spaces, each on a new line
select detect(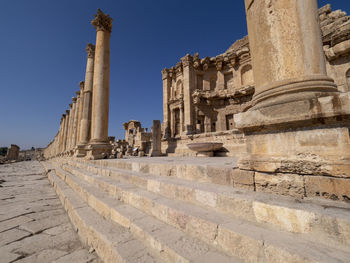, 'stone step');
64,158,350,249
73,157,243,188
42,163,164,263
50,161,240,263
55,161,350,263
